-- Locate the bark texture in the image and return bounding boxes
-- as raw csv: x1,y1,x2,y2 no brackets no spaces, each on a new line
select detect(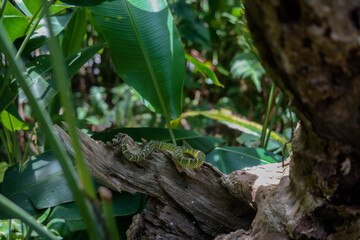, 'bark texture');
241,0,360,239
